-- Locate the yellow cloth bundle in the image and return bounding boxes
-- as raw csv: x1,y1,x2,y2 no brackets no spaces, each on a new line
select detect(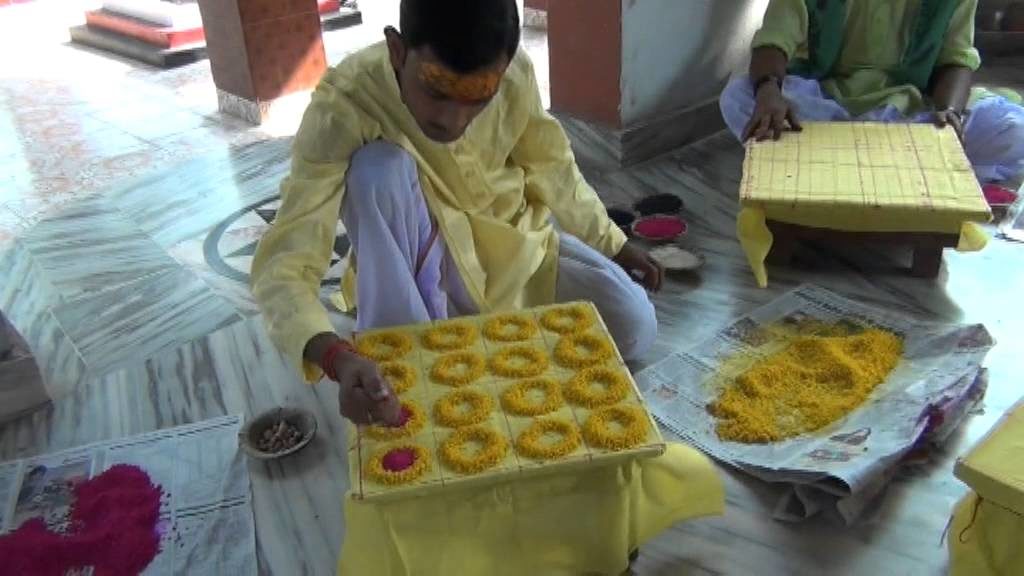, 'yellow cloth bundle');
339,443,724,576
